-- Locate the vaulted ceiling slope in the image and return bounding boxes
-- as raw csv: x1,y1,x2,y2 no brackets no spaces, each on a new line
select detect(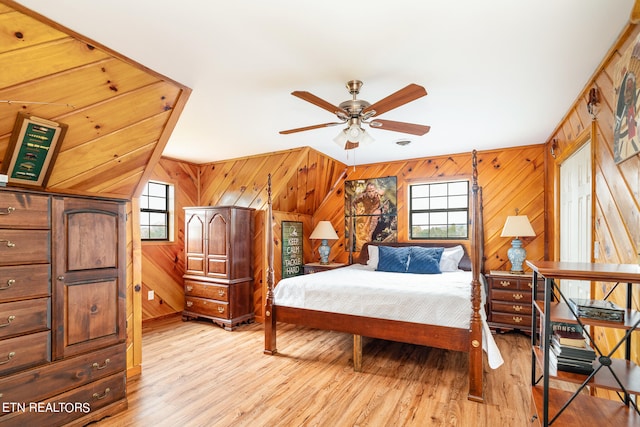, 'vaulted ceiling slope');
0,1,191,199
10,0,636,167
